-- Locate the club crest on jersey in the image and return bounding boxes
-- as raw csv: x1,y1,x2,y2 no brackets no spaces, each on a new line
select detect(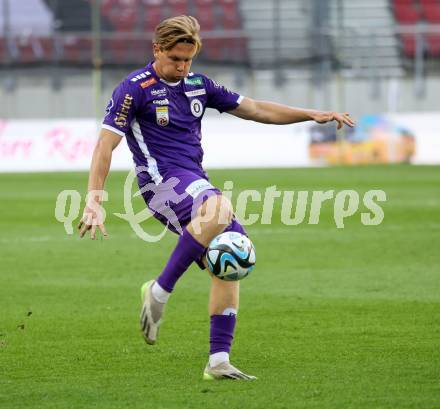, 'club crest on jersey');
156,106,169,126
190,98,203,118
